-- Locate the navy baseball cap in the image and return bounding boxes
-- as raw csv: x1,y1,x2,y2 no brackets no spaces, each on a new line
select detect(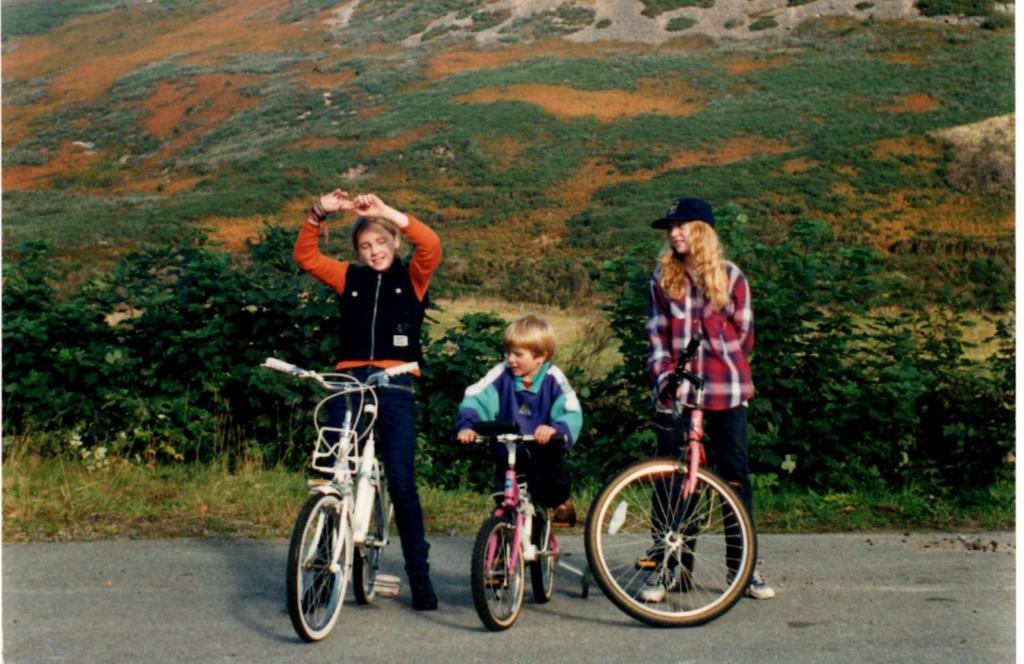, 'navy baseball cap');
650,197,715,229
